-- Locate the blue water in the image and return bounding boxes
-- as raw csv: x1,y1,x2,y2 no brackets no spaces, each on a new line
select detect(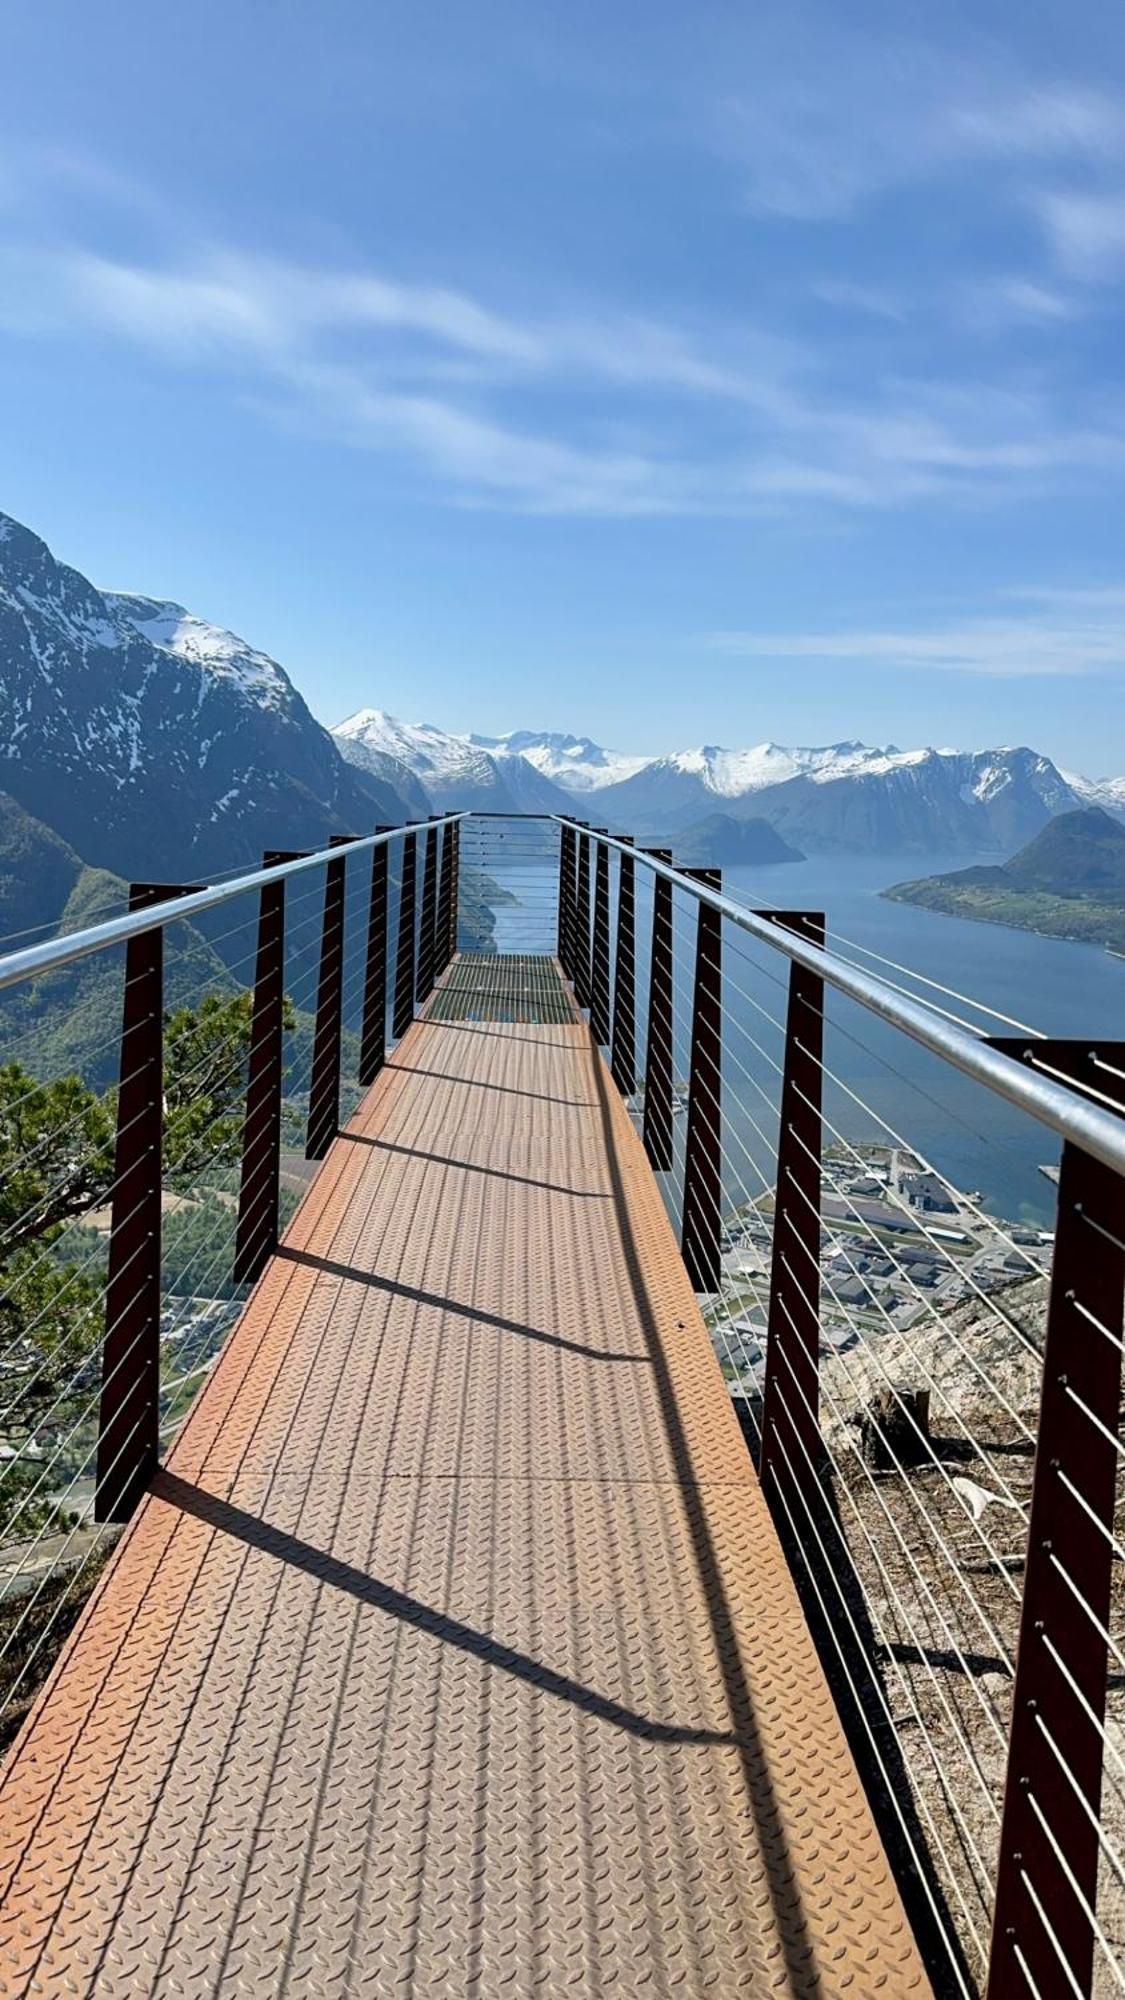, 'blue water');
718,853,1125,1227
482,849,1125,1228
